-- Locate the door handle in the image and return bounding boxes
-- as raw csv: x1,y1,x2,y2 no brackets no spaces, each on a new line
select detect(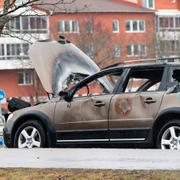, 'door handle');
94,101,105,107
144,97,156,104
